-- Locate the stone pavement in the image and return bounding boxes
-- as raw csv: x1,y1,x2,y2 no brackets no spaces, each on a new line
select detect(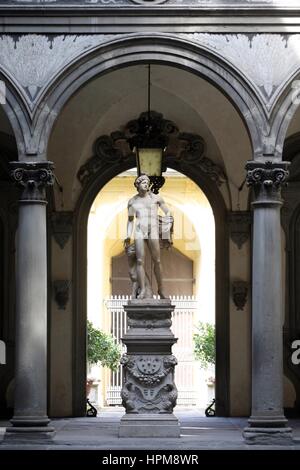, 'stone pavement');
0,408,300,450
